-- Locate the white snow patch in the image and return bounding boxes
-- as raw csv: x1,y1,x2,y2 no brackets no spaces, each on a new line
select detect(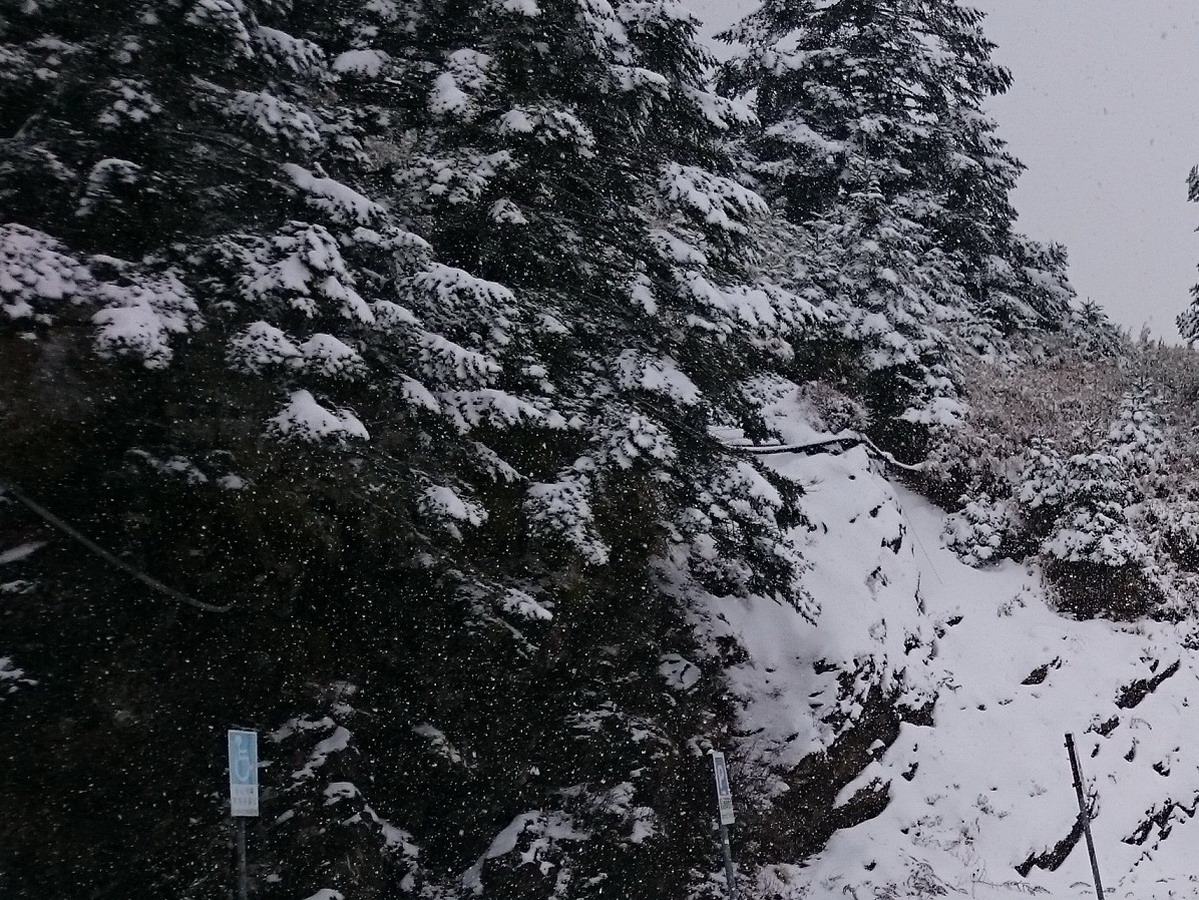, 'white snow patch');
660,163,767,234
0,542,46,566
1,657,36,697
299,333,365,380
501,588,553,621
293,726,352,780
615,350,703,406
462,811,590,894
324,781,359,805
269,390,369,443
492,0,541,15
420,484,487,538
0,225,92,316
92,271,200,369
659,653,701,691
283,163,382,227
227,321,301,373
413,723,467,766
331,48,390,77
